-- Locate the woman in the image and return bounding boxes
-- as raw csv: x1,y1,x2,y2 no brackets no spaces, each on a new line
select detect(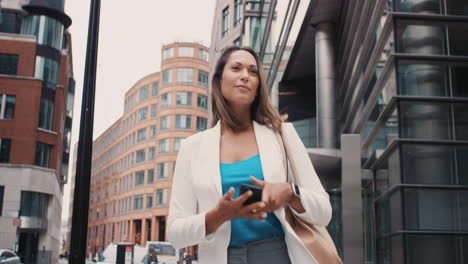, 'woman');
167,46,332,264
